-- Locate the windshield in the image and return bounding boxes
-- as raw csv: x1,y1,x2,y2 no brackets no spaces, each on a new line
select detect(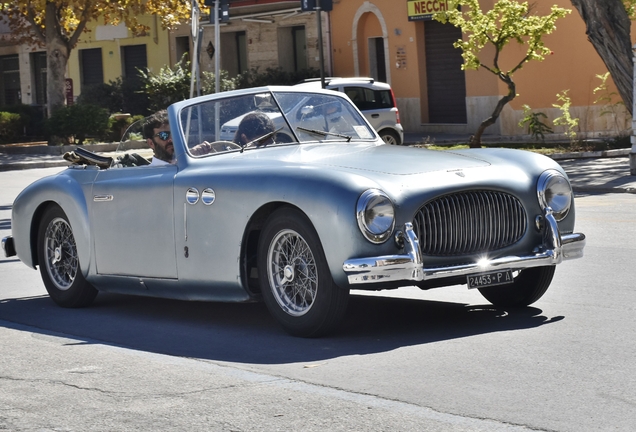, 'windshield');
178,91,376,157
